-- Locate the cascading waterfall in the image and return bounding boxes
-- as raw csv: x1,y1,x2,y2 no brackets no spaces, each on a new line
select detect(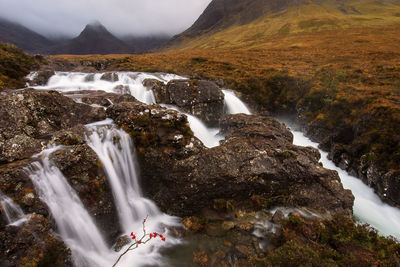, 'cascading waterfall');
85,119,180,238
223,90,400,239
0,191,28,226
222,89,251,115
288,129,400,239
26,146,112,266
27,70,400,261
27,137,180,266
29,71,225,149
31,72,183,104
